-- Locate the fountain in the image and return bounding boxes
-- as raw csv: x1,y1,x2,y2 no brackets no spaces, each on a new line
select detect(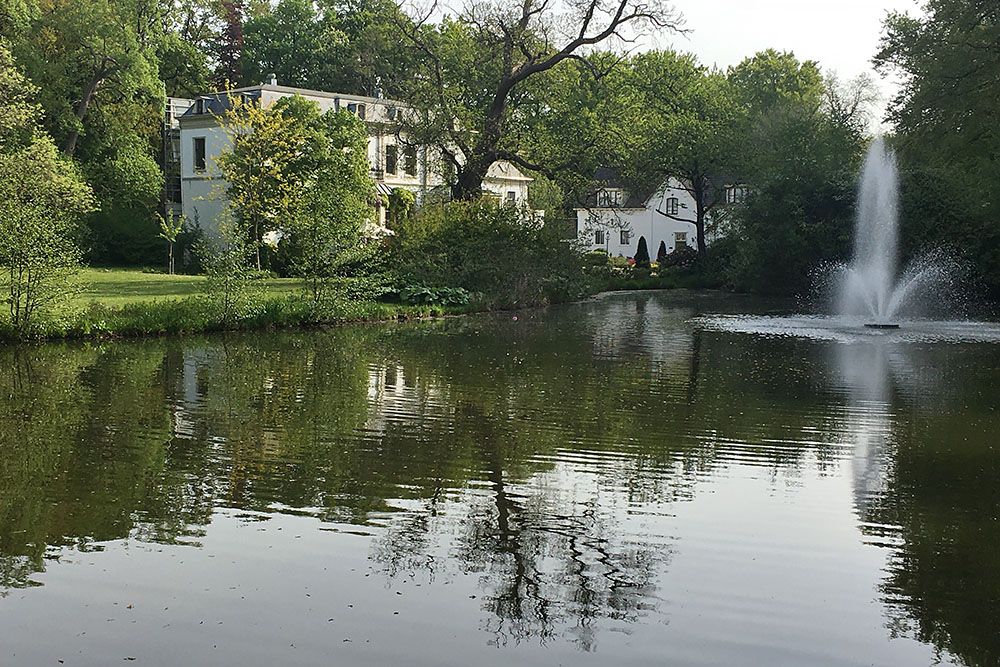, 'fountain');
836,138,953,328
694,137,1000,344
